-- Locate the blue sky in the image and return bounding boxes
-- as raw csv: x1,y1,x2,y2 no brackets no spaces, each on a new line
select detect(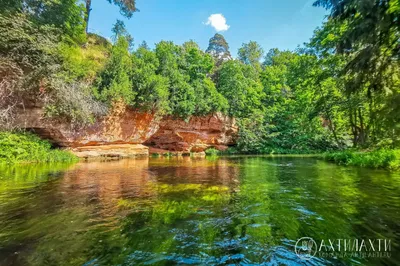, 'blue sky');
88,0,327,56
